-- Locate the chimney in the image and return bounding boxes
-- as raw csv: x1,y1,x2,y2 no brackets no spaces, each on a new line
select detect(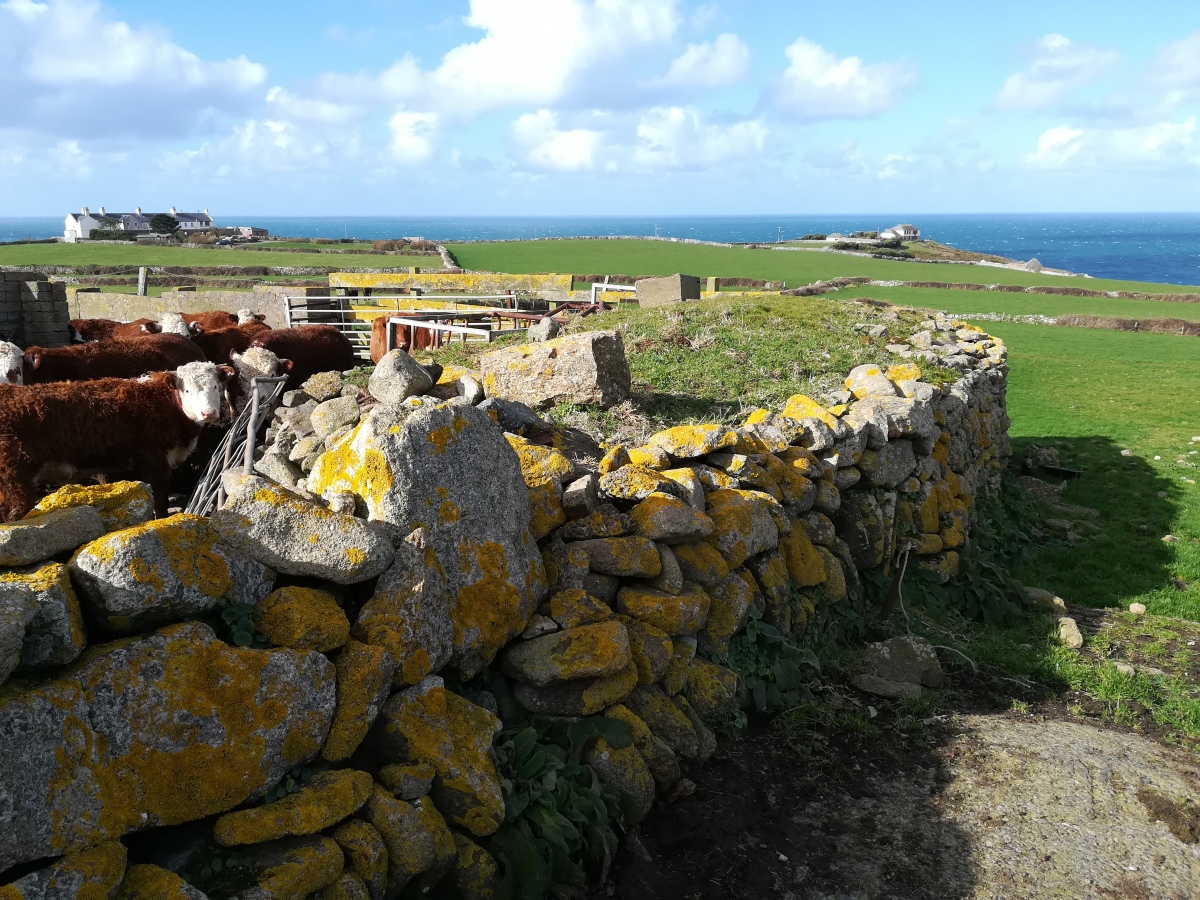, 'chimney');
170,206,177,216
203,208,209,216
135,207,142,215
98,206,106,216
81,206,89,215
